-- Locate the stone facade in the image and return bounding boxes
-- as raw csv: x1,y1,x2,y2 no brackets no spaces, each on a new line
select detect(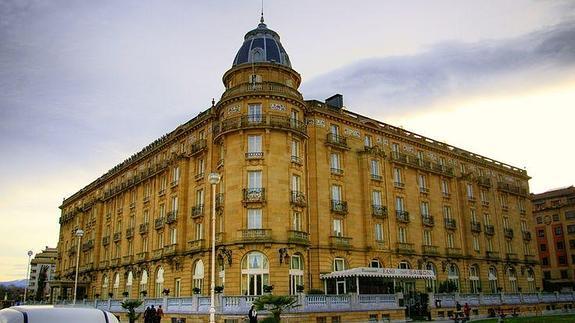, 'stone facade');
28,247,57,299
55,18,540,303
532,186,575,290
